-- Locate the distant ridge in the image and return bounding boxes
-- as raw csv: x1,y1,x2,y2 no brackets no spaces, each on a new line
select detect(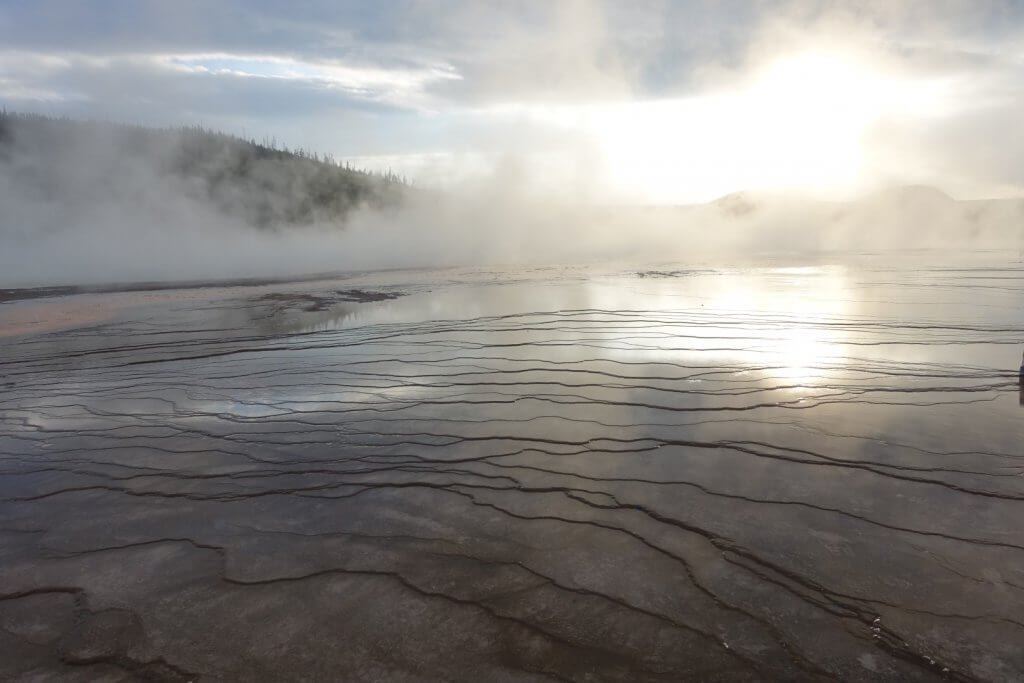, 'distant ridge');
862,184,955,204
709,184,959,210
692,183,1024,249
